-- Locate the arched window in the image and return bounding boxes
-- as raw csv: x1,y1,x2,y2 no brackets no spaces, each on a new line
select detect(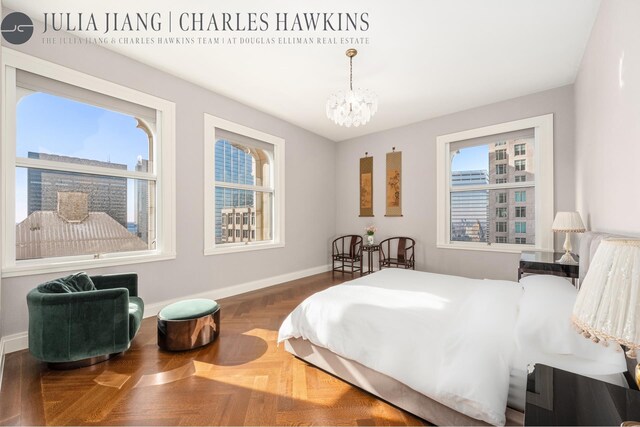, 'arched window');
205,115,284,253
2,51,176,275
